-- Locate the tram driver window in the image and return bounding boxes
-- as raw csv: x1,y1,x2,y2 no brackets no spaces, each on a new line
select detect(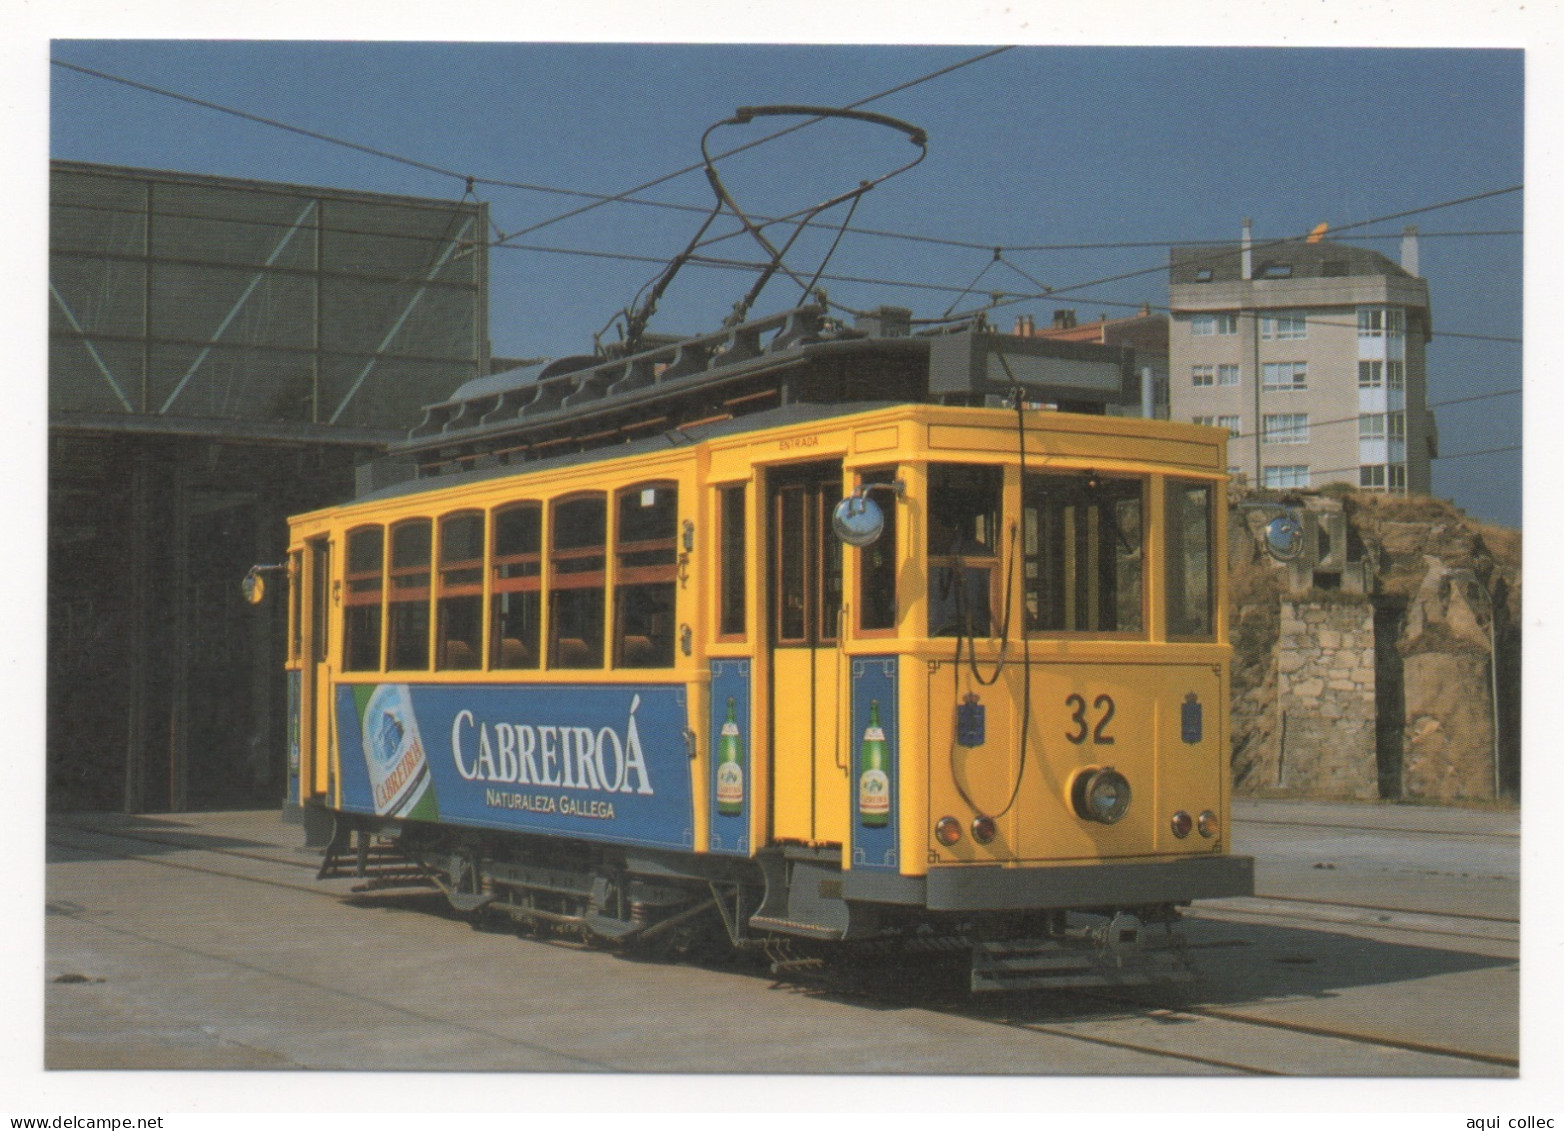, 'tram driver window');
858,469,898,632
614,483,677,668
1024,473,1145,635
927,464,1002,637
1165,480,1215,640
